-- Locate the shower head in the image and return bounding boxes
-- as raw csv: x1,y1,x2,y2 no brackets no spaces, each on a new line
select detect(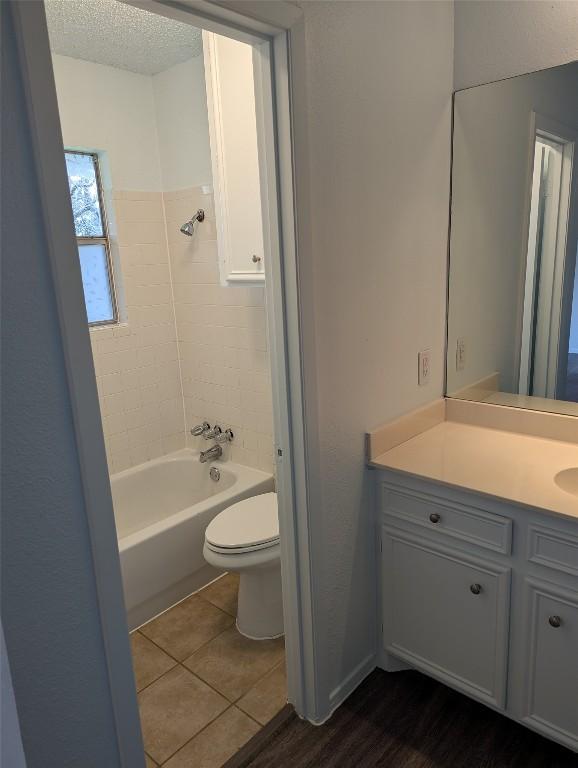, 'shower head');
180,221,194,237
180,209,205,237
